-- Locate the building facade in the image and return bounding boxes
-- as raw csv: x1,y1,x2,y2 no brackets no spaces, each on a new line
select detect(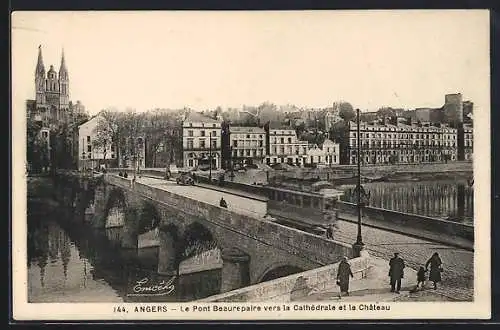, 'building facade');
322,139,340,165
266,128,309,165
342,119,458,165
78,115,117,170
229,126,266,165
182,112,222,169
463,124,474,161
